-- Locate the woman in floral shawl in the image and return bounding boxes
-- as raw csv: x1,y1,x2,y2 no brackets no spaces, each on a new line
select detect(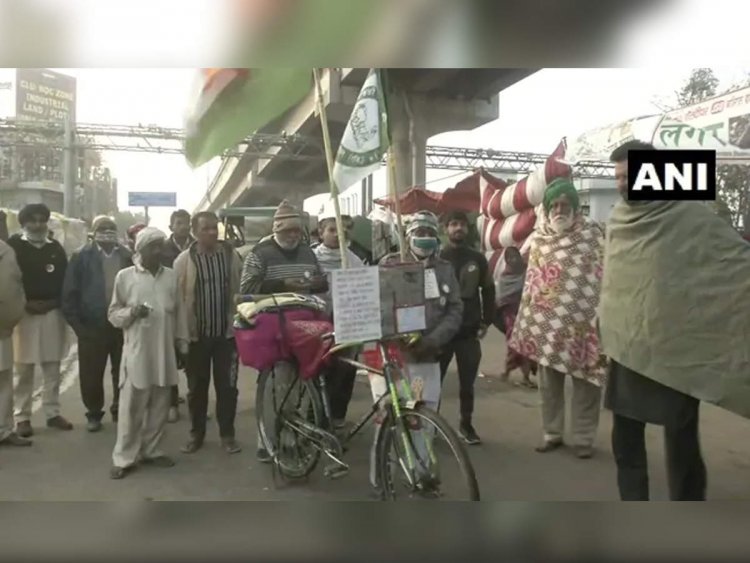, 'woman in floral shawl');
508,178,607,459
